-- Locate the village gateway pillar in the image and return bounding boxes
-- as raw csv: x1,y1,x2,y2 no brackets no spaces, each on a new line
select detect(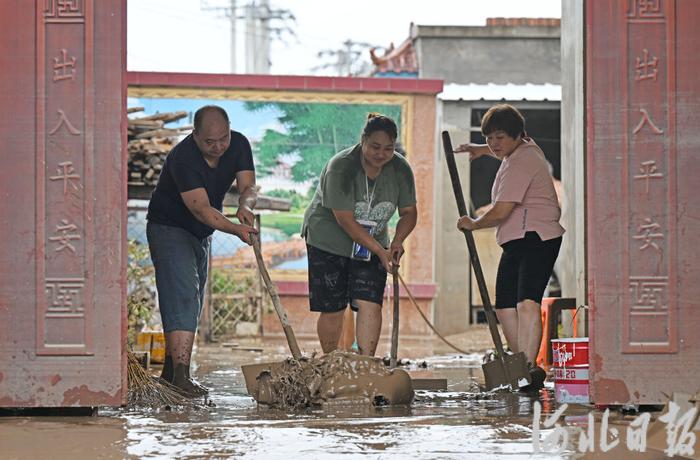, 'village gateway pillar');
0,0,126,407
580,0,700,405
